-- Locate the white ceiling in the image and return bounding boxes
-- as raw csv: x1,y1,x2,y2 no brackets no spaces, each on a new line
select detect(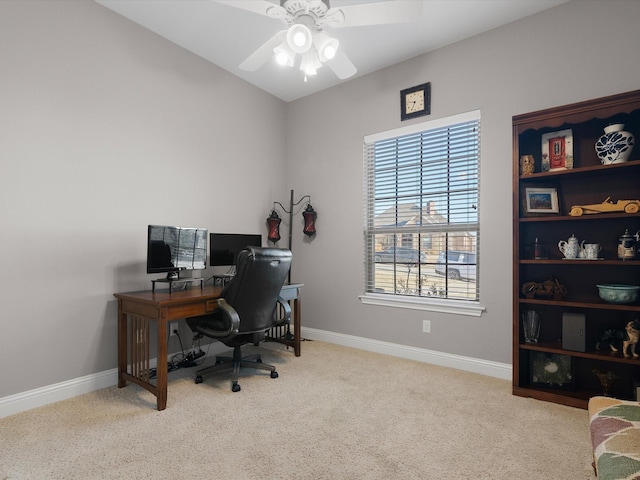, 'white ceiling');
96,0,568,102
